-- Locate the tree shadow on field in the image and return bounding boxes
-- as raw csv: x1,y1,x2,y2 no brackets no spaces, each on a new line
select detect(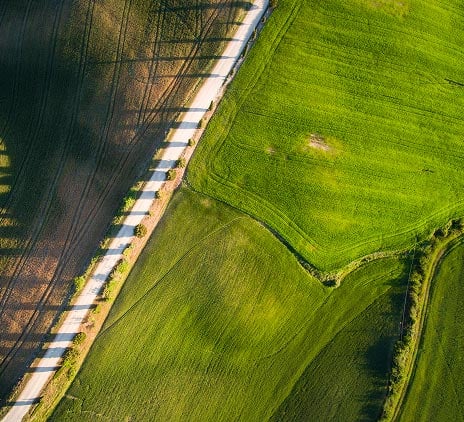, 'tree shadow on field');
359,262,410,421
